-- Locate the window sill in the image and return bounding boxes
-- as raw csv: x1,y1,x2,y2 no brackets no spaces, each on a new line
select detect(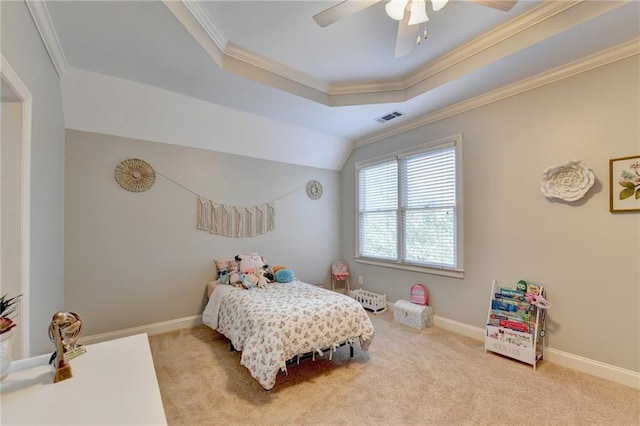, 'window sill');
354,257,464,279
